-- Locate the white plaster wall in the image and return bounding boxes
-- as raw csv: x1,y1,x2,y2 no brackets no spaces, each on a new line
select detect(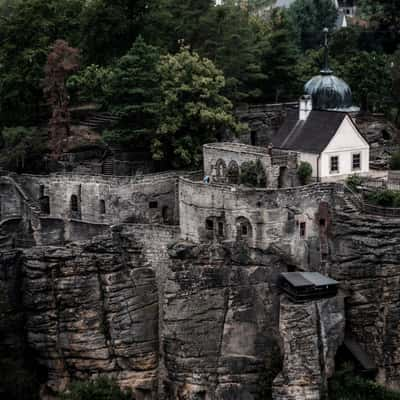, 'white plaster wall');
299,153,319,178
319,116,369,180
